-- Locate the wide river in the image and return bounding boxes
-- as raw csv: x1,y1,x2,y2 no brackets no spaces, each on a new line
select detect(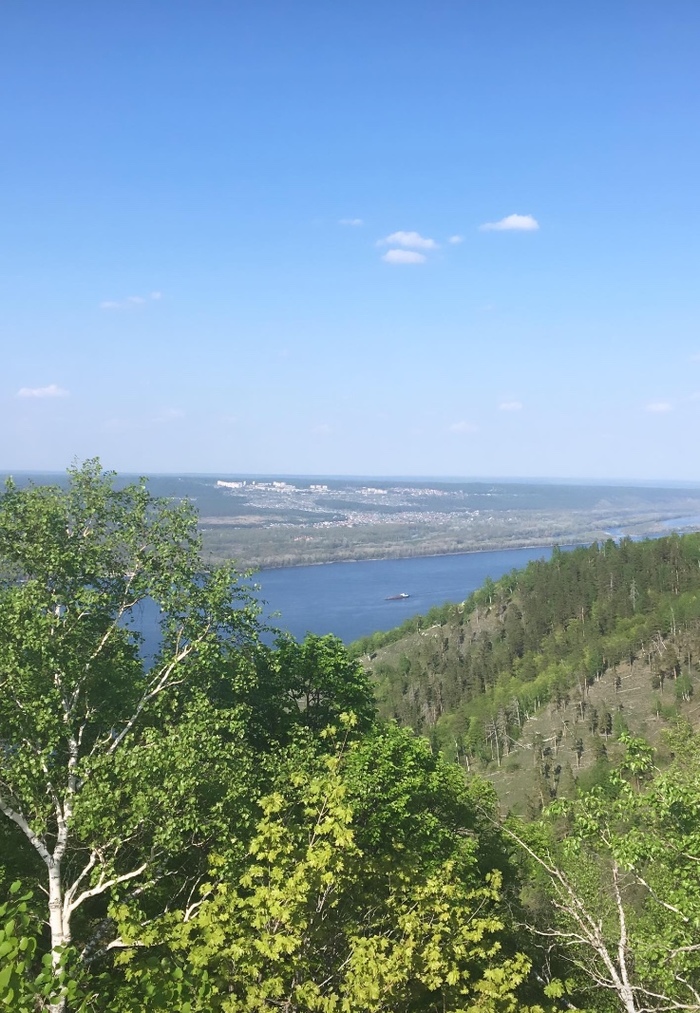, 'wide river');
255,546,559,643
